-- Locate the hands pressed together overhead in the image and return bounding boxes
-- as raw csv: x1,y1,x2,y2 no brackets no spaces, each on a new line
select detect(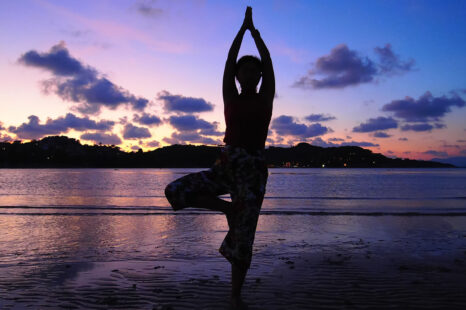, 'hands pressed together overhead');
242,6,260,37
242,6,255,30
